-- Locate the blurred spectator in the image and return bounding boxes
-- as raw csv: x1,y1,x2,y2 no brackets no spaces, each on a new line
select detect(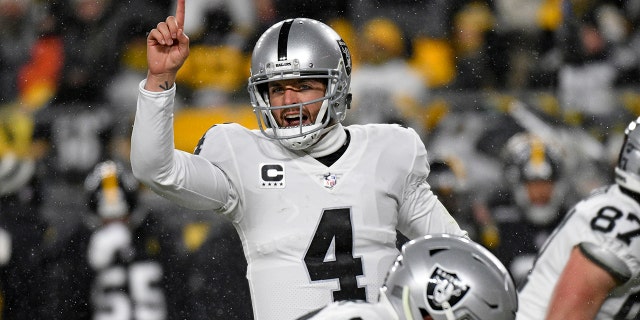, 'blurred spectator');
170,215,254,319
349,0,464,89
176,8,252,107
428,158,498,248
426,108,505,202
255,0,349,29
128,0,173,18
0,105,37,198
486,132,570,285
105,3,173,162
492,0,559,89
0,0,61,110
176,0,255,49
350,0,463,40
32,97,118,238
346,17,427,134
0,0,39,103
476,96,613,201
0,188,49,320
448,1,500,89
16,30,64,111
49,0,124,105
105,20,154,121
0,104,50,319
31,0,170,243
408,1,501,90
555,0,624,140
49,0,167,106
